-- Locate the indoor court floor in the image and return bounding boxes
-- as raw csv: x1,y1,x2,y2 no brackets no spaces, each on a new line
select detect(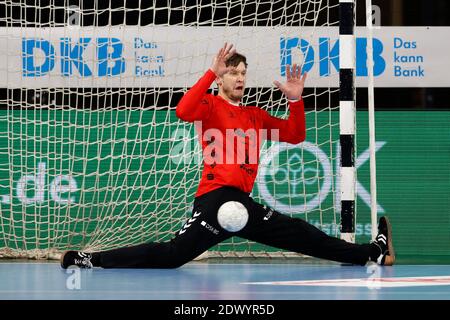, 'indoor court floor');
1,261,449,300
